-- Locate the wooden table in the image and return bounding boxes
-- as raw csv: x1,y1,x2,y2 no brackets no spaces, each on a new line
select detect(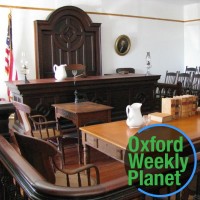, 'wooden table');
80,115,200,165
52,101,113,163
